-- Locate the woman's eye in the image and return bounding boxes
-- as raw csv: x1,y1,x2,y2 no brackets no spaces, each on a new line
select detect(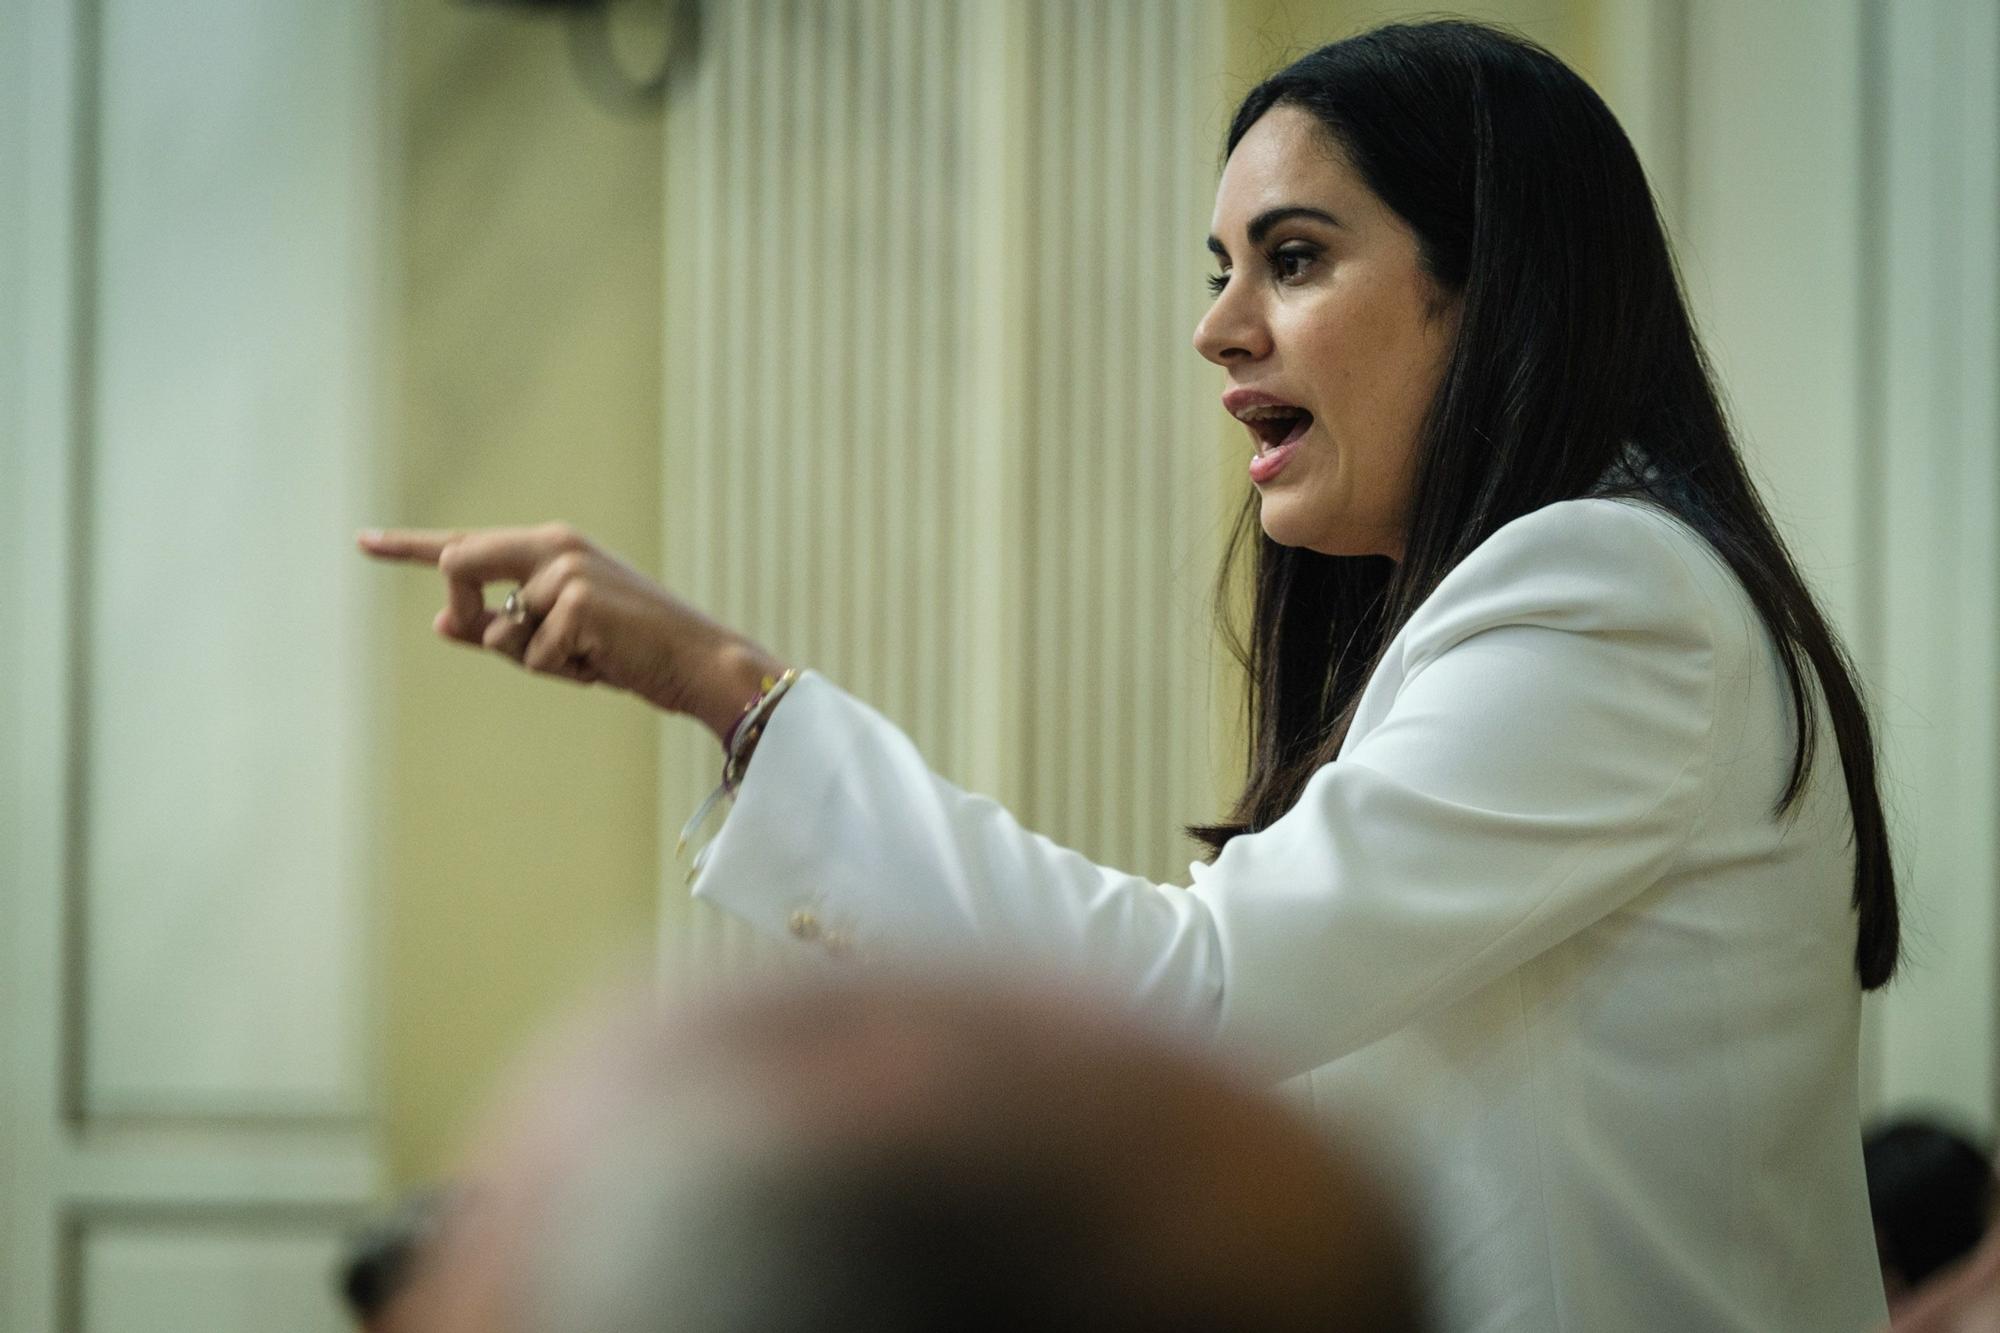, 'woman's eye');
1273,246,1318,282
1205,271,1230,296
